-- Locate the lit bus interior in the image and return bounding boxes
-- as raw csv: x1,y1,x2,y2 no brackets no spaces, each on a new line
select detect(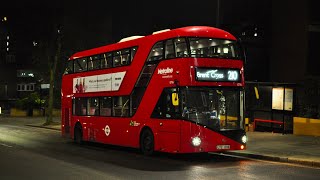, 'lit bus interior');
152,87,244,131
64,37,243,75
